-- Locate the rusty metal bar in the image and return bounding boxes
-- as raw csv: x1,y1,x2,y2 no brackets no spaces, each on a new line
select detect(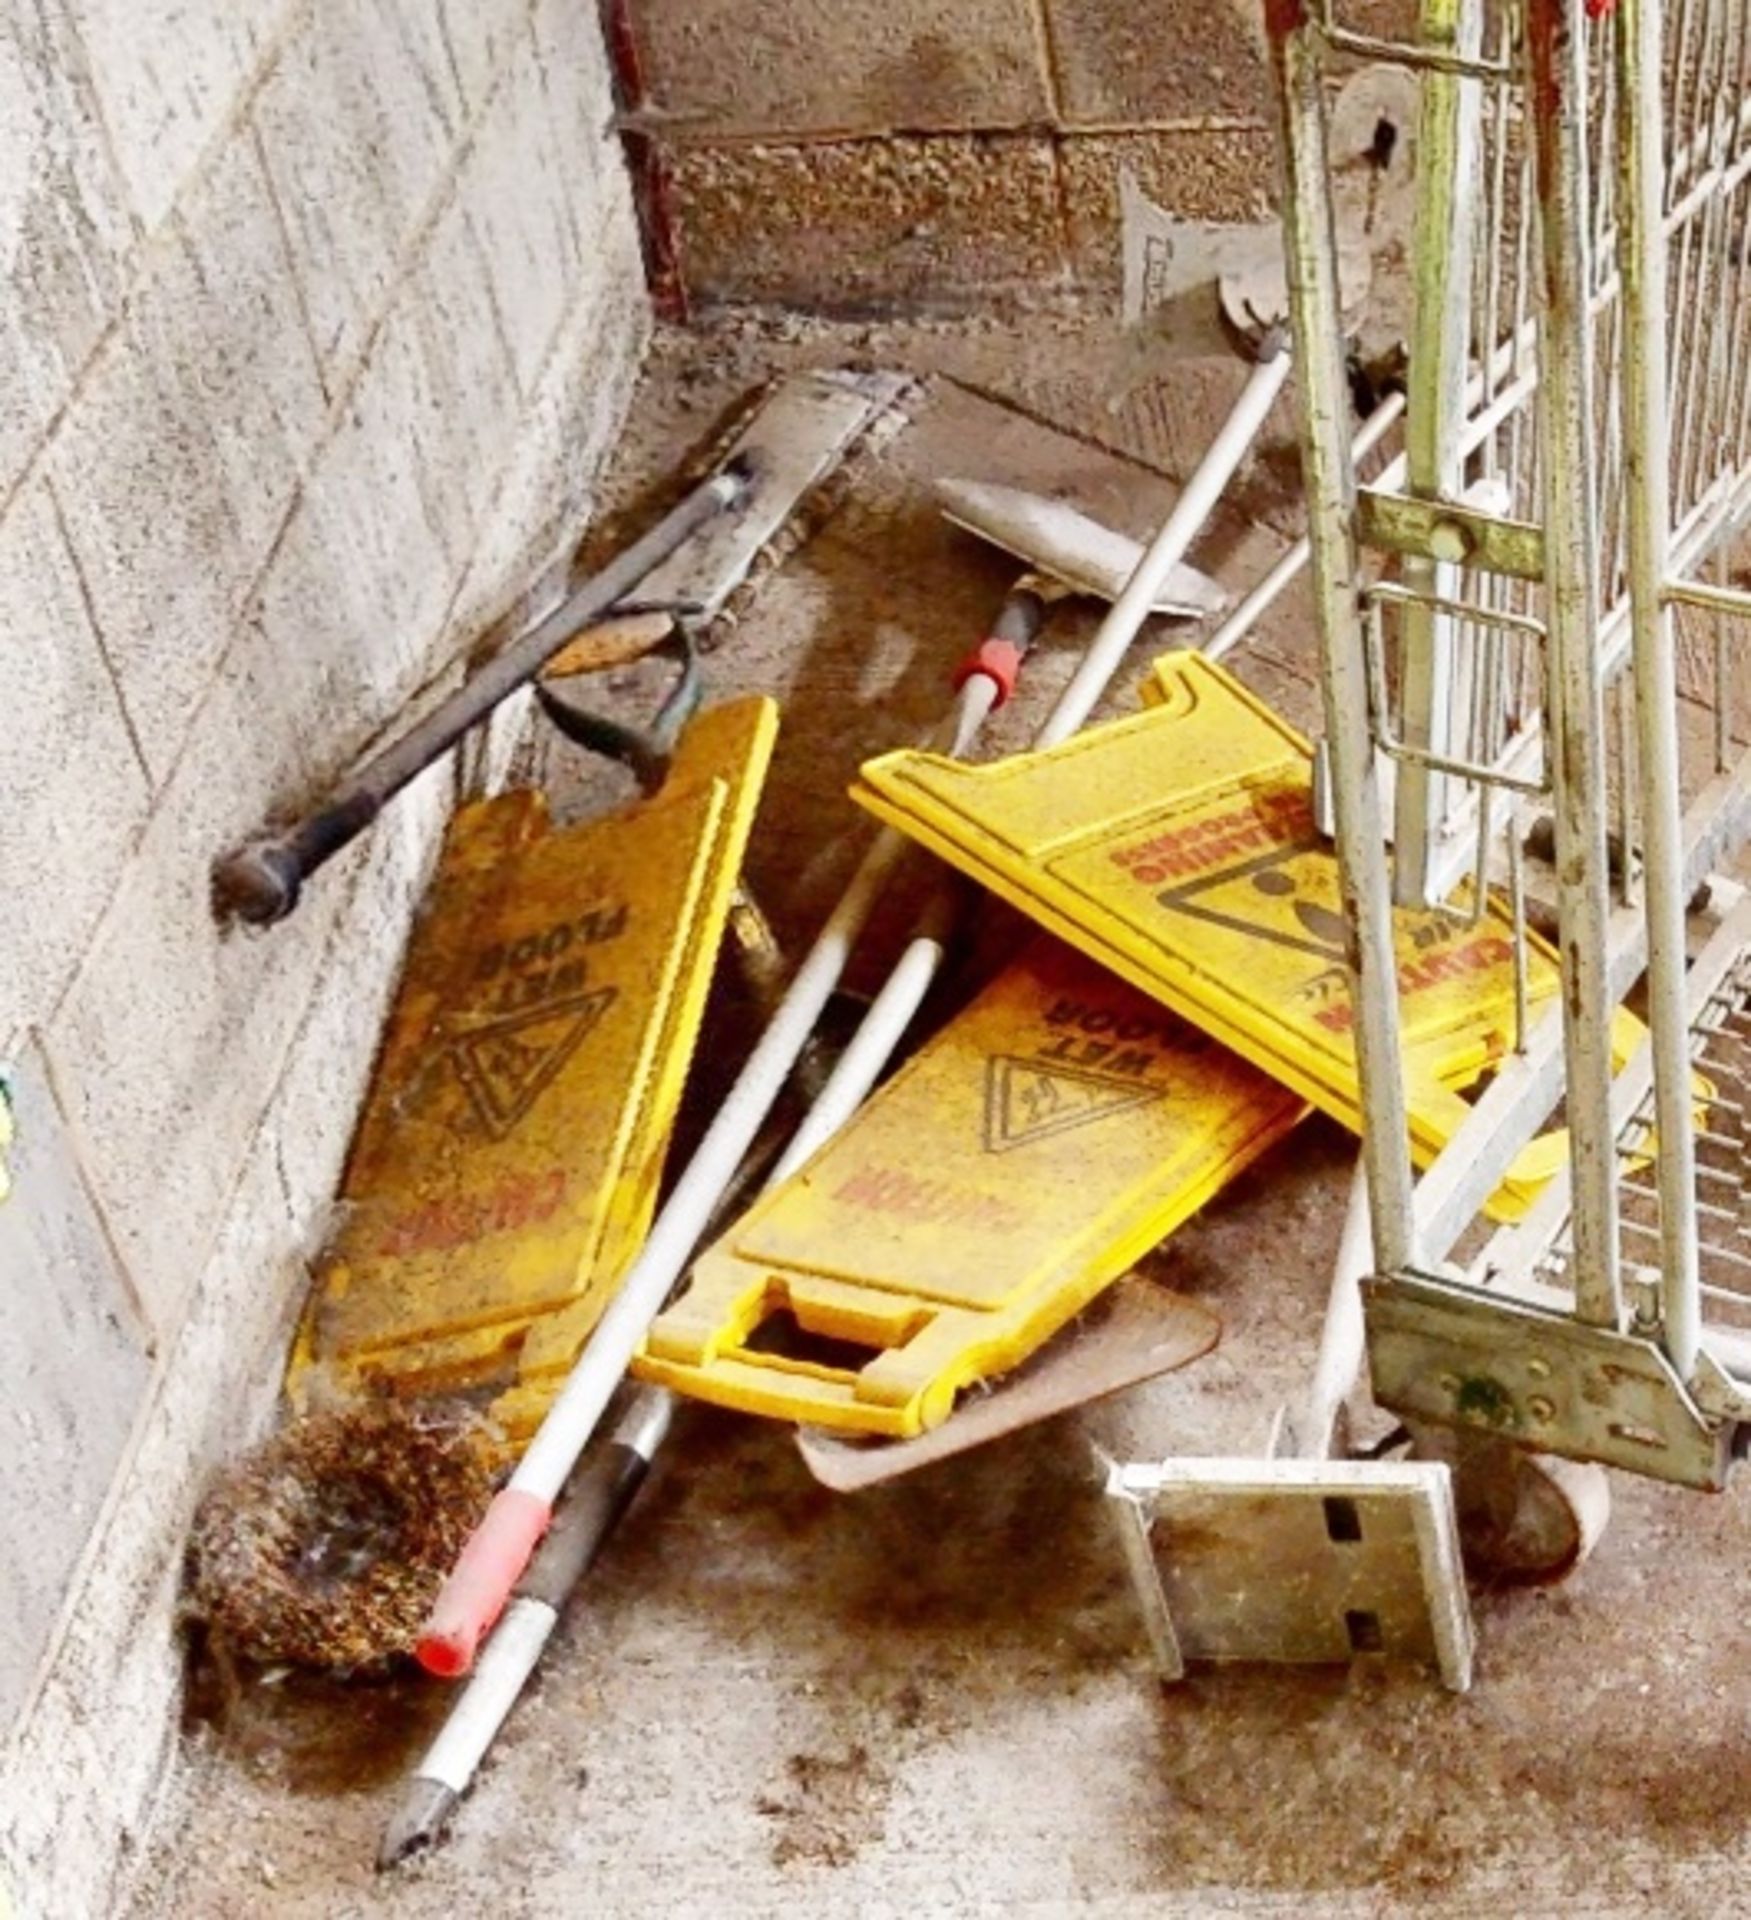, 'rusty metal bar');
1525,0,1622,1329
1265,0,1418,1274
